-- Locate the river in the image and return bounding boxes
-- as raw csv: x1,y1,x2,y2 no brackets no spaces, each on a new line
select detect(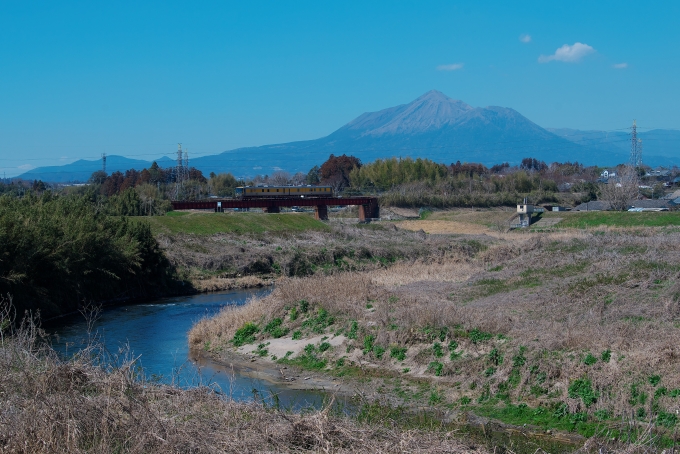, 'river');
50,289,335,411
49,290,581,453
